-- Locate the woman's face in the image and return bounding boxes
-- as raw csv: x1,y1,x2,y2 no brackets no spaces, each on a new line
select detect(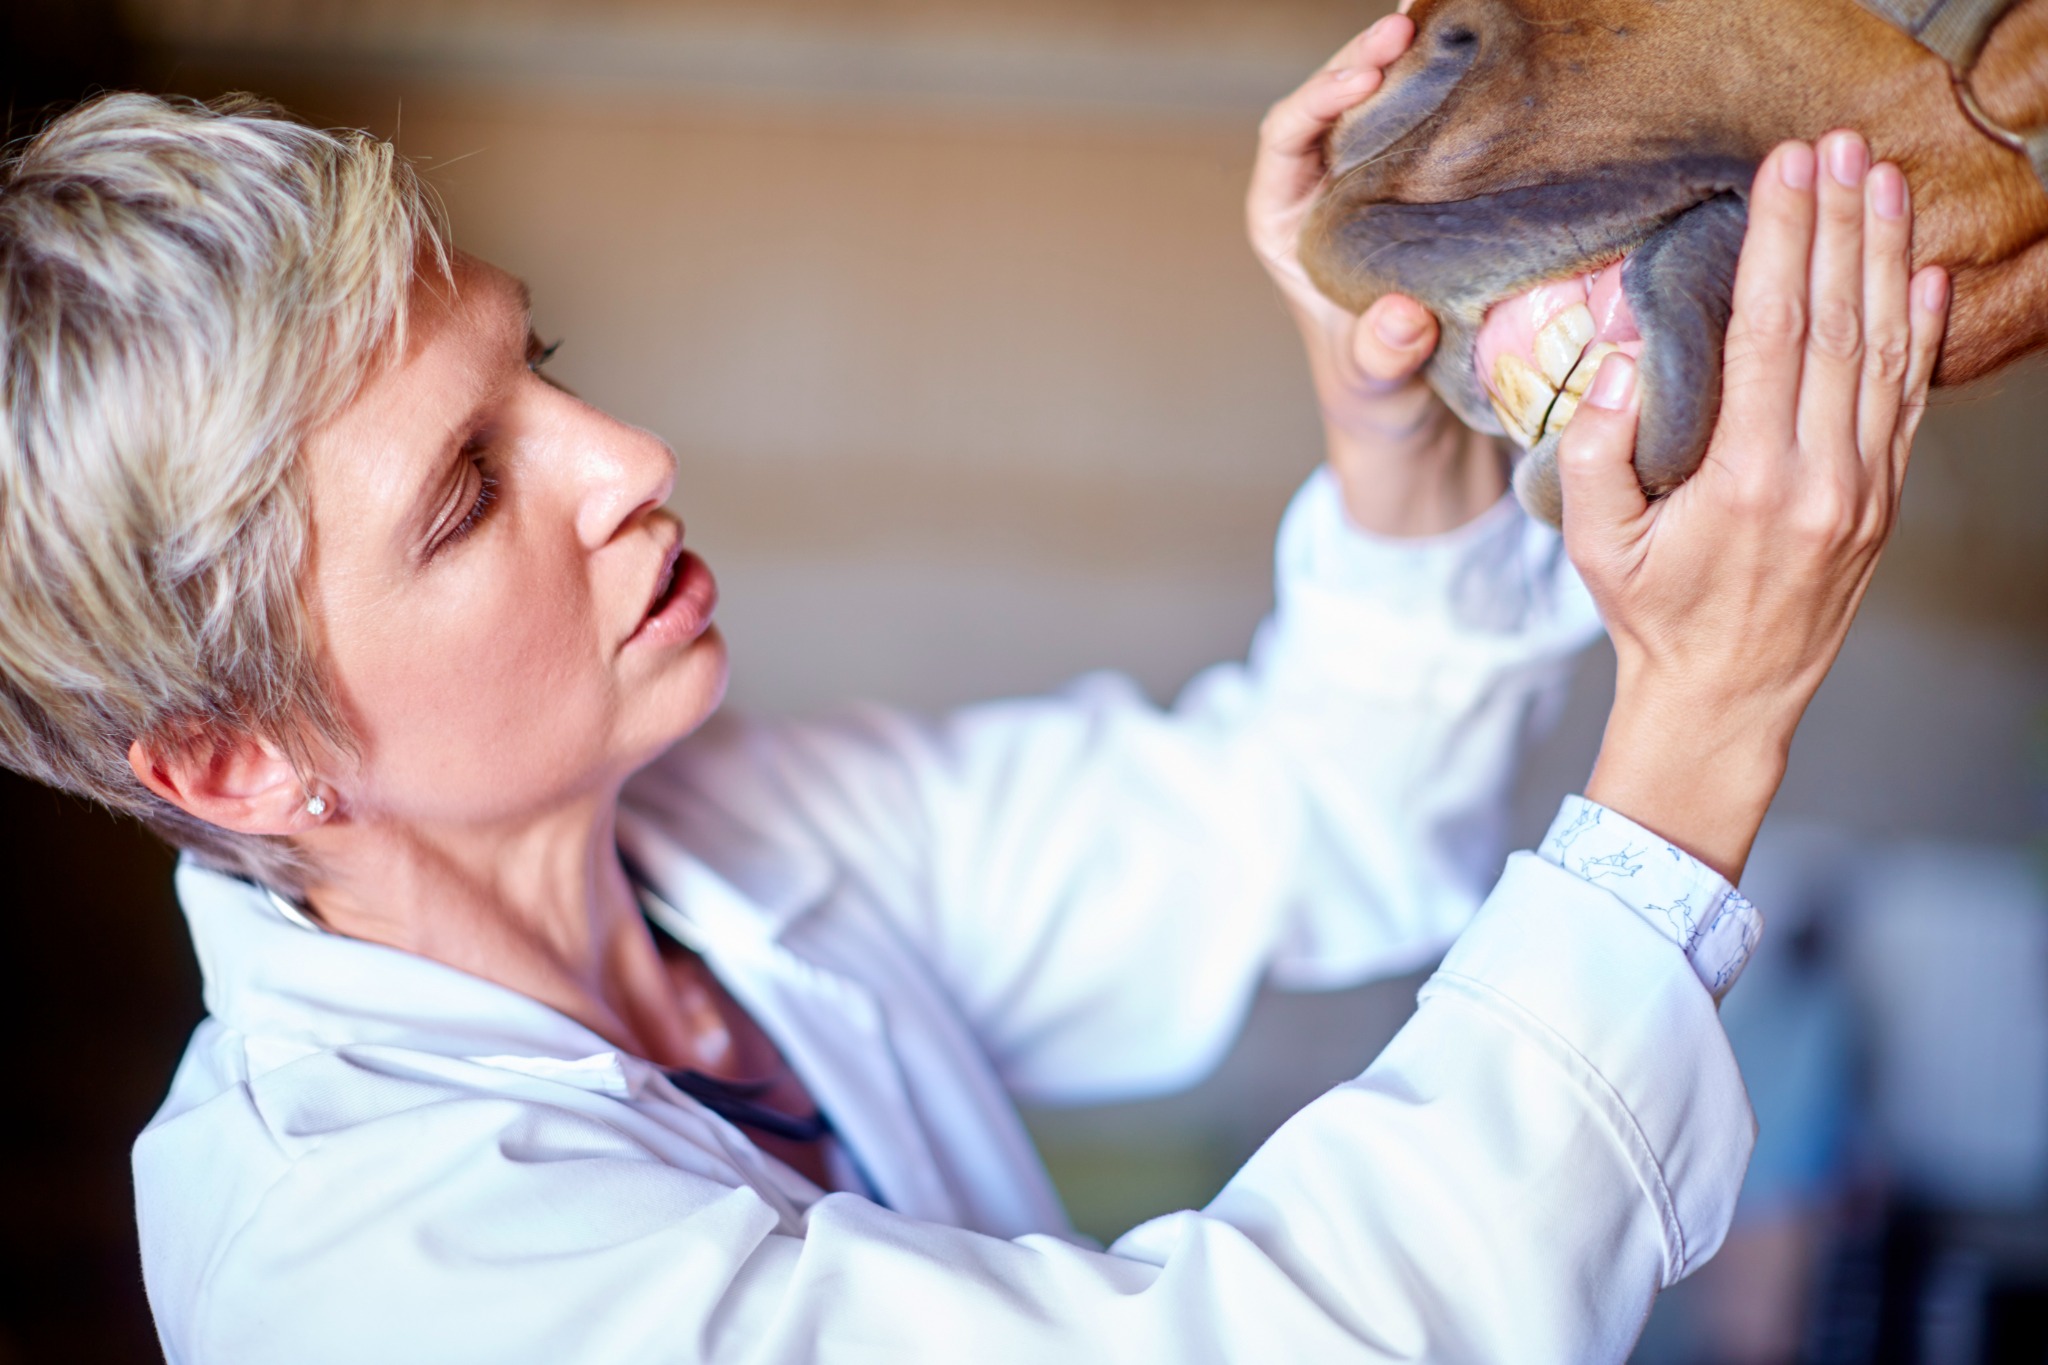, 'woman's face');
300,253,726,832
